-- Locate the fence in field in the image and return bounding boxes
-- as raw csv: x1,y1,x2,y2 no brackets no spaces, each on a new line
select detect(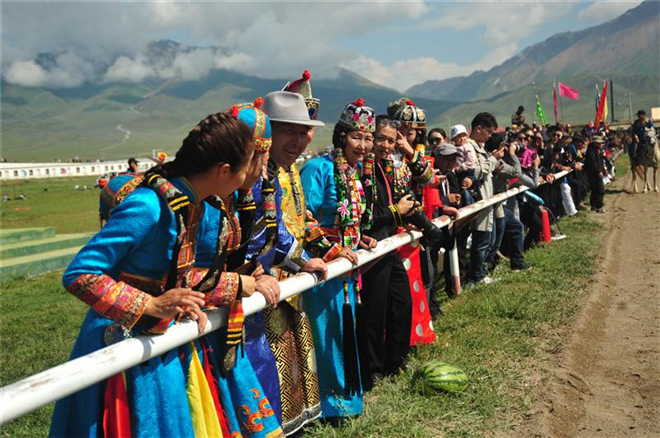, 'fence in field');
0,170,570,425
